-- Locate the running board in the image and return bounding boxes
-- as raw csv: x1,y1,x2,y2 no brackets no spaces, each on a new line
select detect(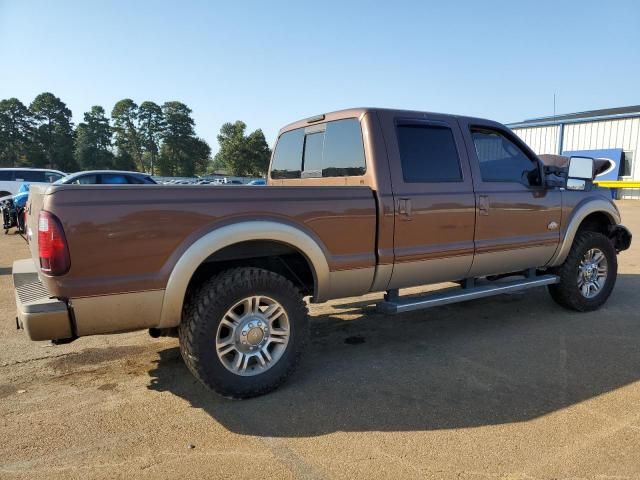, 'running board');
377,274,559,314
